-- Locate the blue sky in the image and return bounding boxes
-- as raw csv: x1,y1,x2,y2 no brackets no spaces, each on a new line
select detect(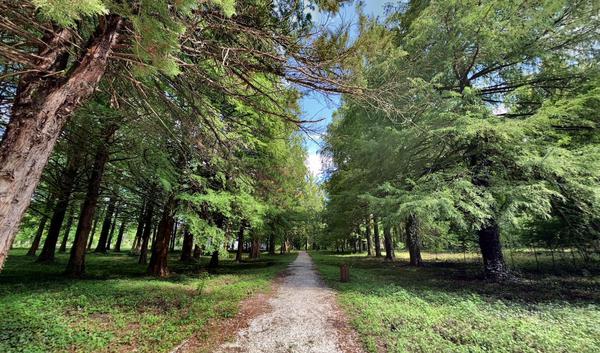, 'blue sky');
301,0,390,178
